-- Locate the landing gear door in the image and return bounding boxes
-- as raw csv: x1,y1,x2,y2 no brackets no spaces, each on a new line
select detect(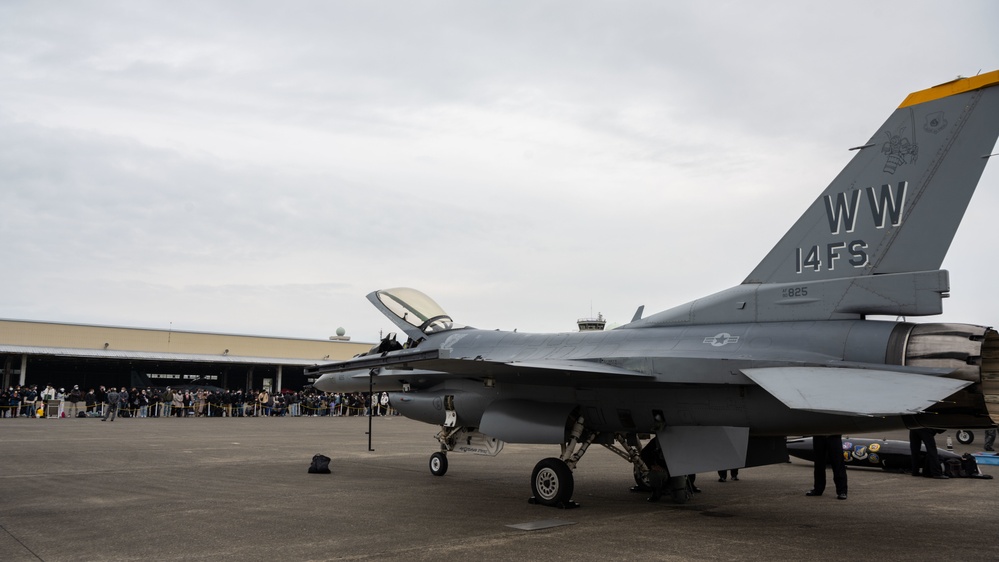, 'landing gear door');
444,395,457,427
657,426,750,476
